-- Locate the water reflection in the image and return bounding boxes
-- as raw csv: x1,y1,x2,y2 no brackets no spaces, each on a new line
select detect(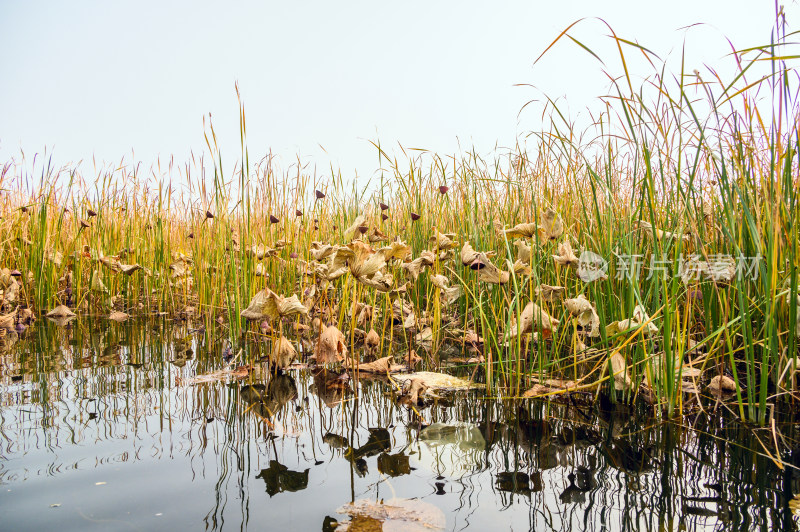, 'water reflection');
0,319,798,531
